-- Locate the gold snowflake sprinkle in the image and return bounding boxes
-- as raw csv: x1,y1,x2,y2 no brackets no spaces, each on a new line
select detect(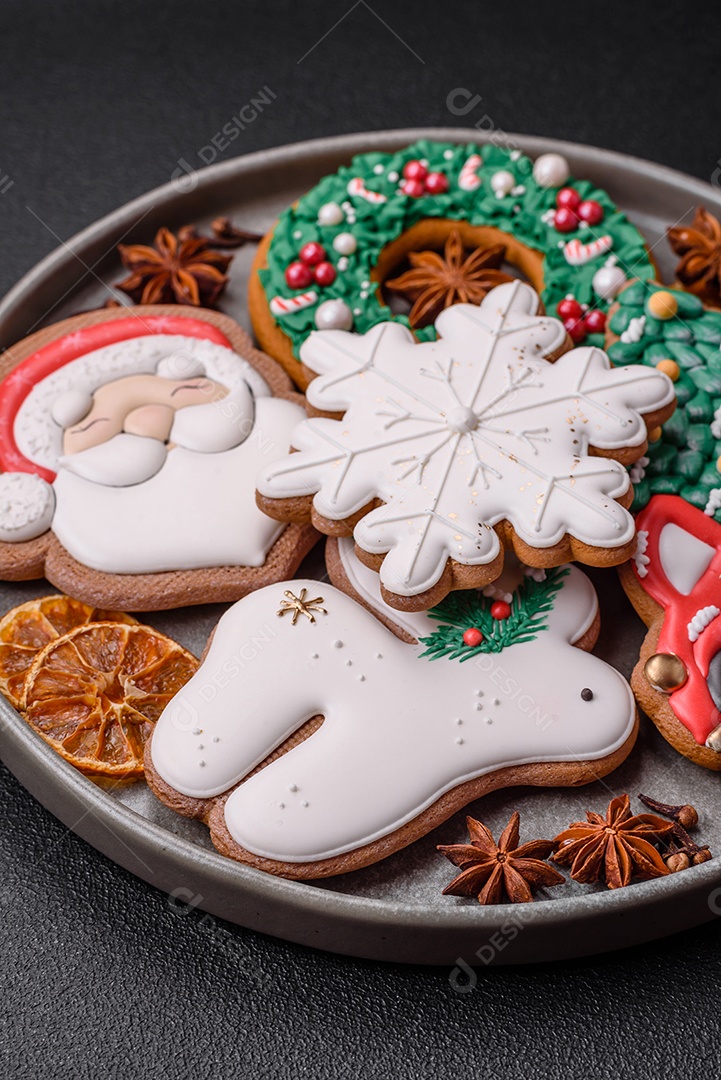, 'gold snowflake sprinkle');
276,588,328,625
